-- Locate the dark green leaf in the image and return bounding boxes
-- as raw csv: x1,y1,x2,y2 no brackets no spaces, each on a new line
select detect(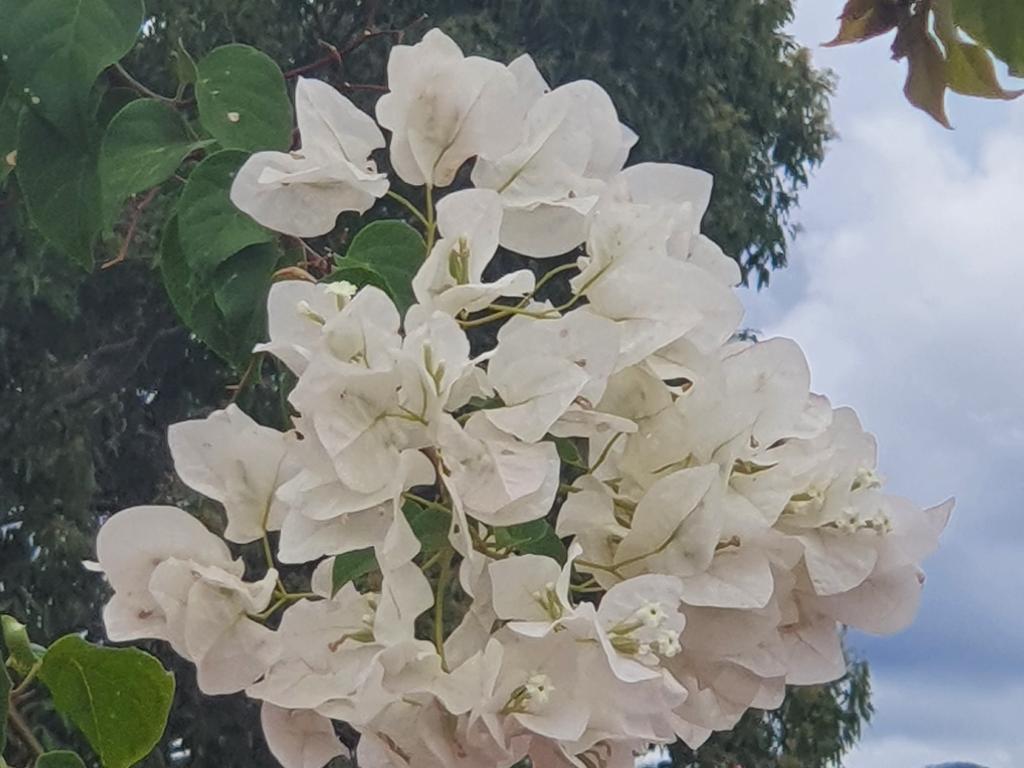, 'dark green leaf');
177,149,273,274
93,87,138,129
342,220,426,313
171,37,199,91
0,659,10,753
100,99,209,221
324,264,393,297
553,437,586,469
16,110,102,267
39,636,174,768
162,214,278,365
35,752,87,768
0,0,145,134
213,242,279,327
0,68,22,184
195,44,293,151
494,520,567,562
403,500,451,558
331,548,379,597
